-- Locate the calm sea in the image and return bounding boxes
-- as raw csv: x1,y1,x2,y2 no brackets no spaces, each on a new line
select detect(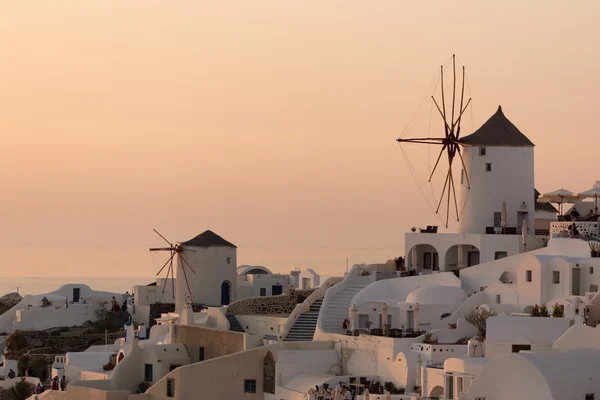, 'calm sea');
0,277,154,296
